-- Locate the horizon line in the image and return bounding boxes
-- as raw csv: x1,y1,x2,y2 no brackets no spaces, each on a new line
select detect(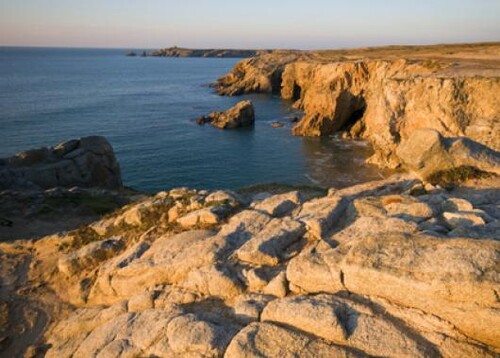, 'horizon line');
1,39,499,52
